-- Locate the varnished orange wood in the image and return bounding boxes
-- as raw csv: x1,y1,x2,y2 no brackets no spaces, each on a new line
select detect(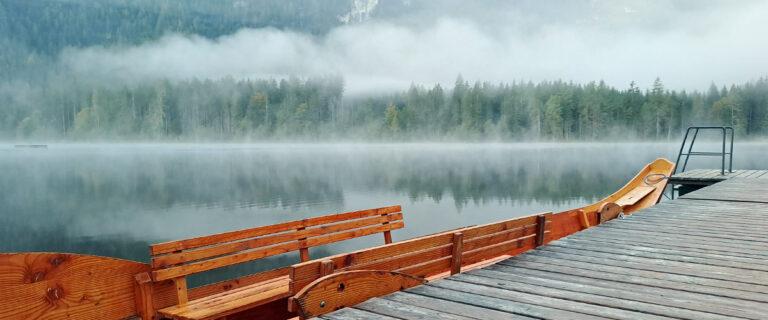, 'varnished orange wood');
148,206,405,320
291,270,426,319
598,202,623,223
152,213,403,268
290,212,551,292
151,206,402,255
450,232,463,275
152,219,404,281
158,277,291,320
0,253,149,320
